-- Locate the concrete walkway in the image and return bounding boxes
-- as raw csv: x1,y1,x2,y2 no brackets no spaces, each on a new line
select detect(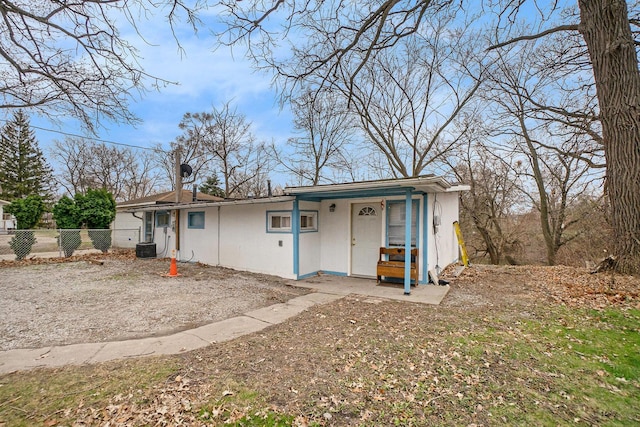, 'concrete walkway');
0,277,448,374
